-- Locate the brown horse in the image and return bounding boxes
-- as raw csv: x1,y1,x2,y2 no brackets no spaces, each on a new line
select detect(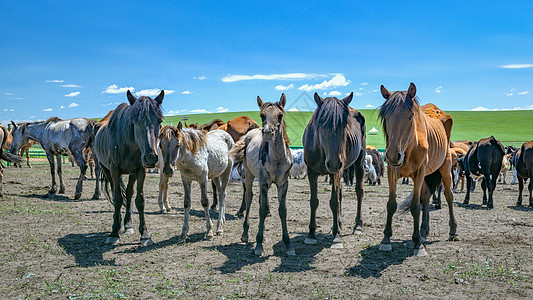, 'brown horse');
3,129,38,168
303,92,366,248
0,125,23,196
200,119,225,131
378,83,458,256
